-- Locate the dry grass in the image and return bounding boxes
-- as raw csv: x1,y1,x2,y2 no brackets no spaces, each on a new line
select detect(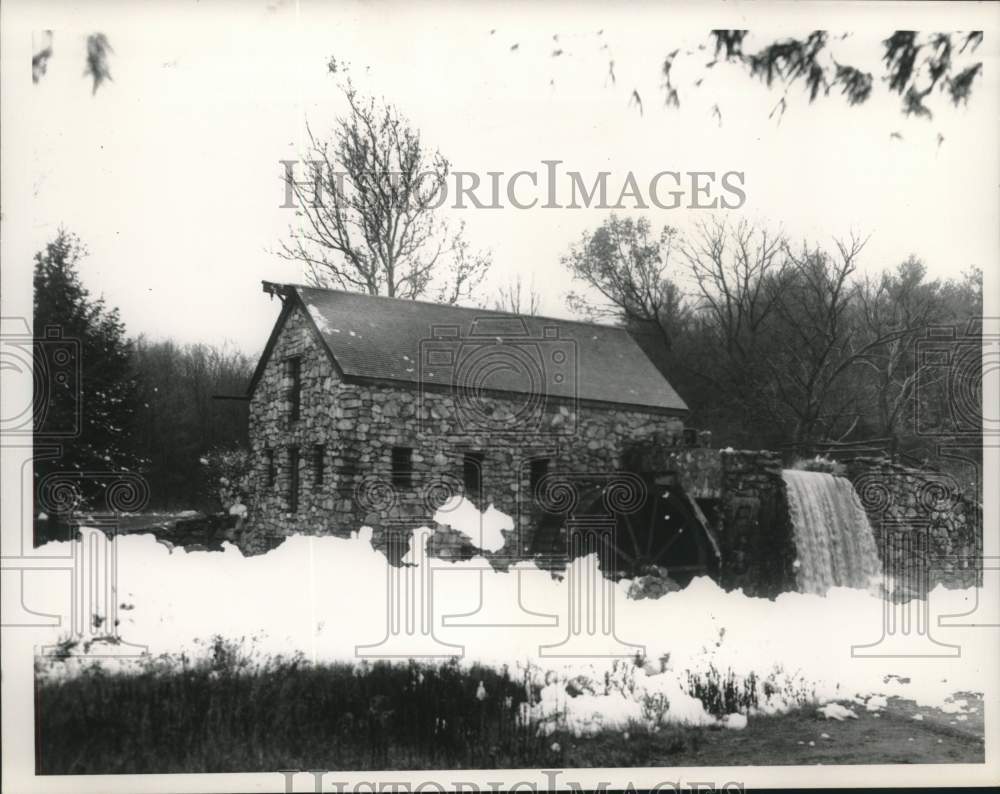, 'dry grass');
34,642,983,773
